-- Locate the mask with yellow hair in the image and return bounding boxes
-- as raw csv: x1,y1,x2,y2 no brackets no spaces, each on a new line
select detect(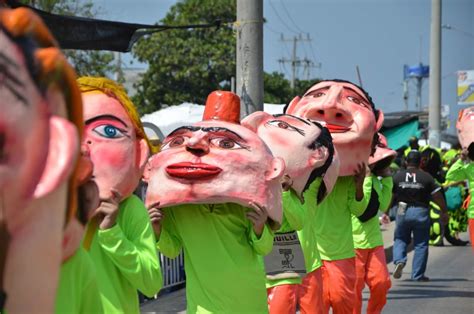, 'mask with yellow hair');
78,77,152,201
